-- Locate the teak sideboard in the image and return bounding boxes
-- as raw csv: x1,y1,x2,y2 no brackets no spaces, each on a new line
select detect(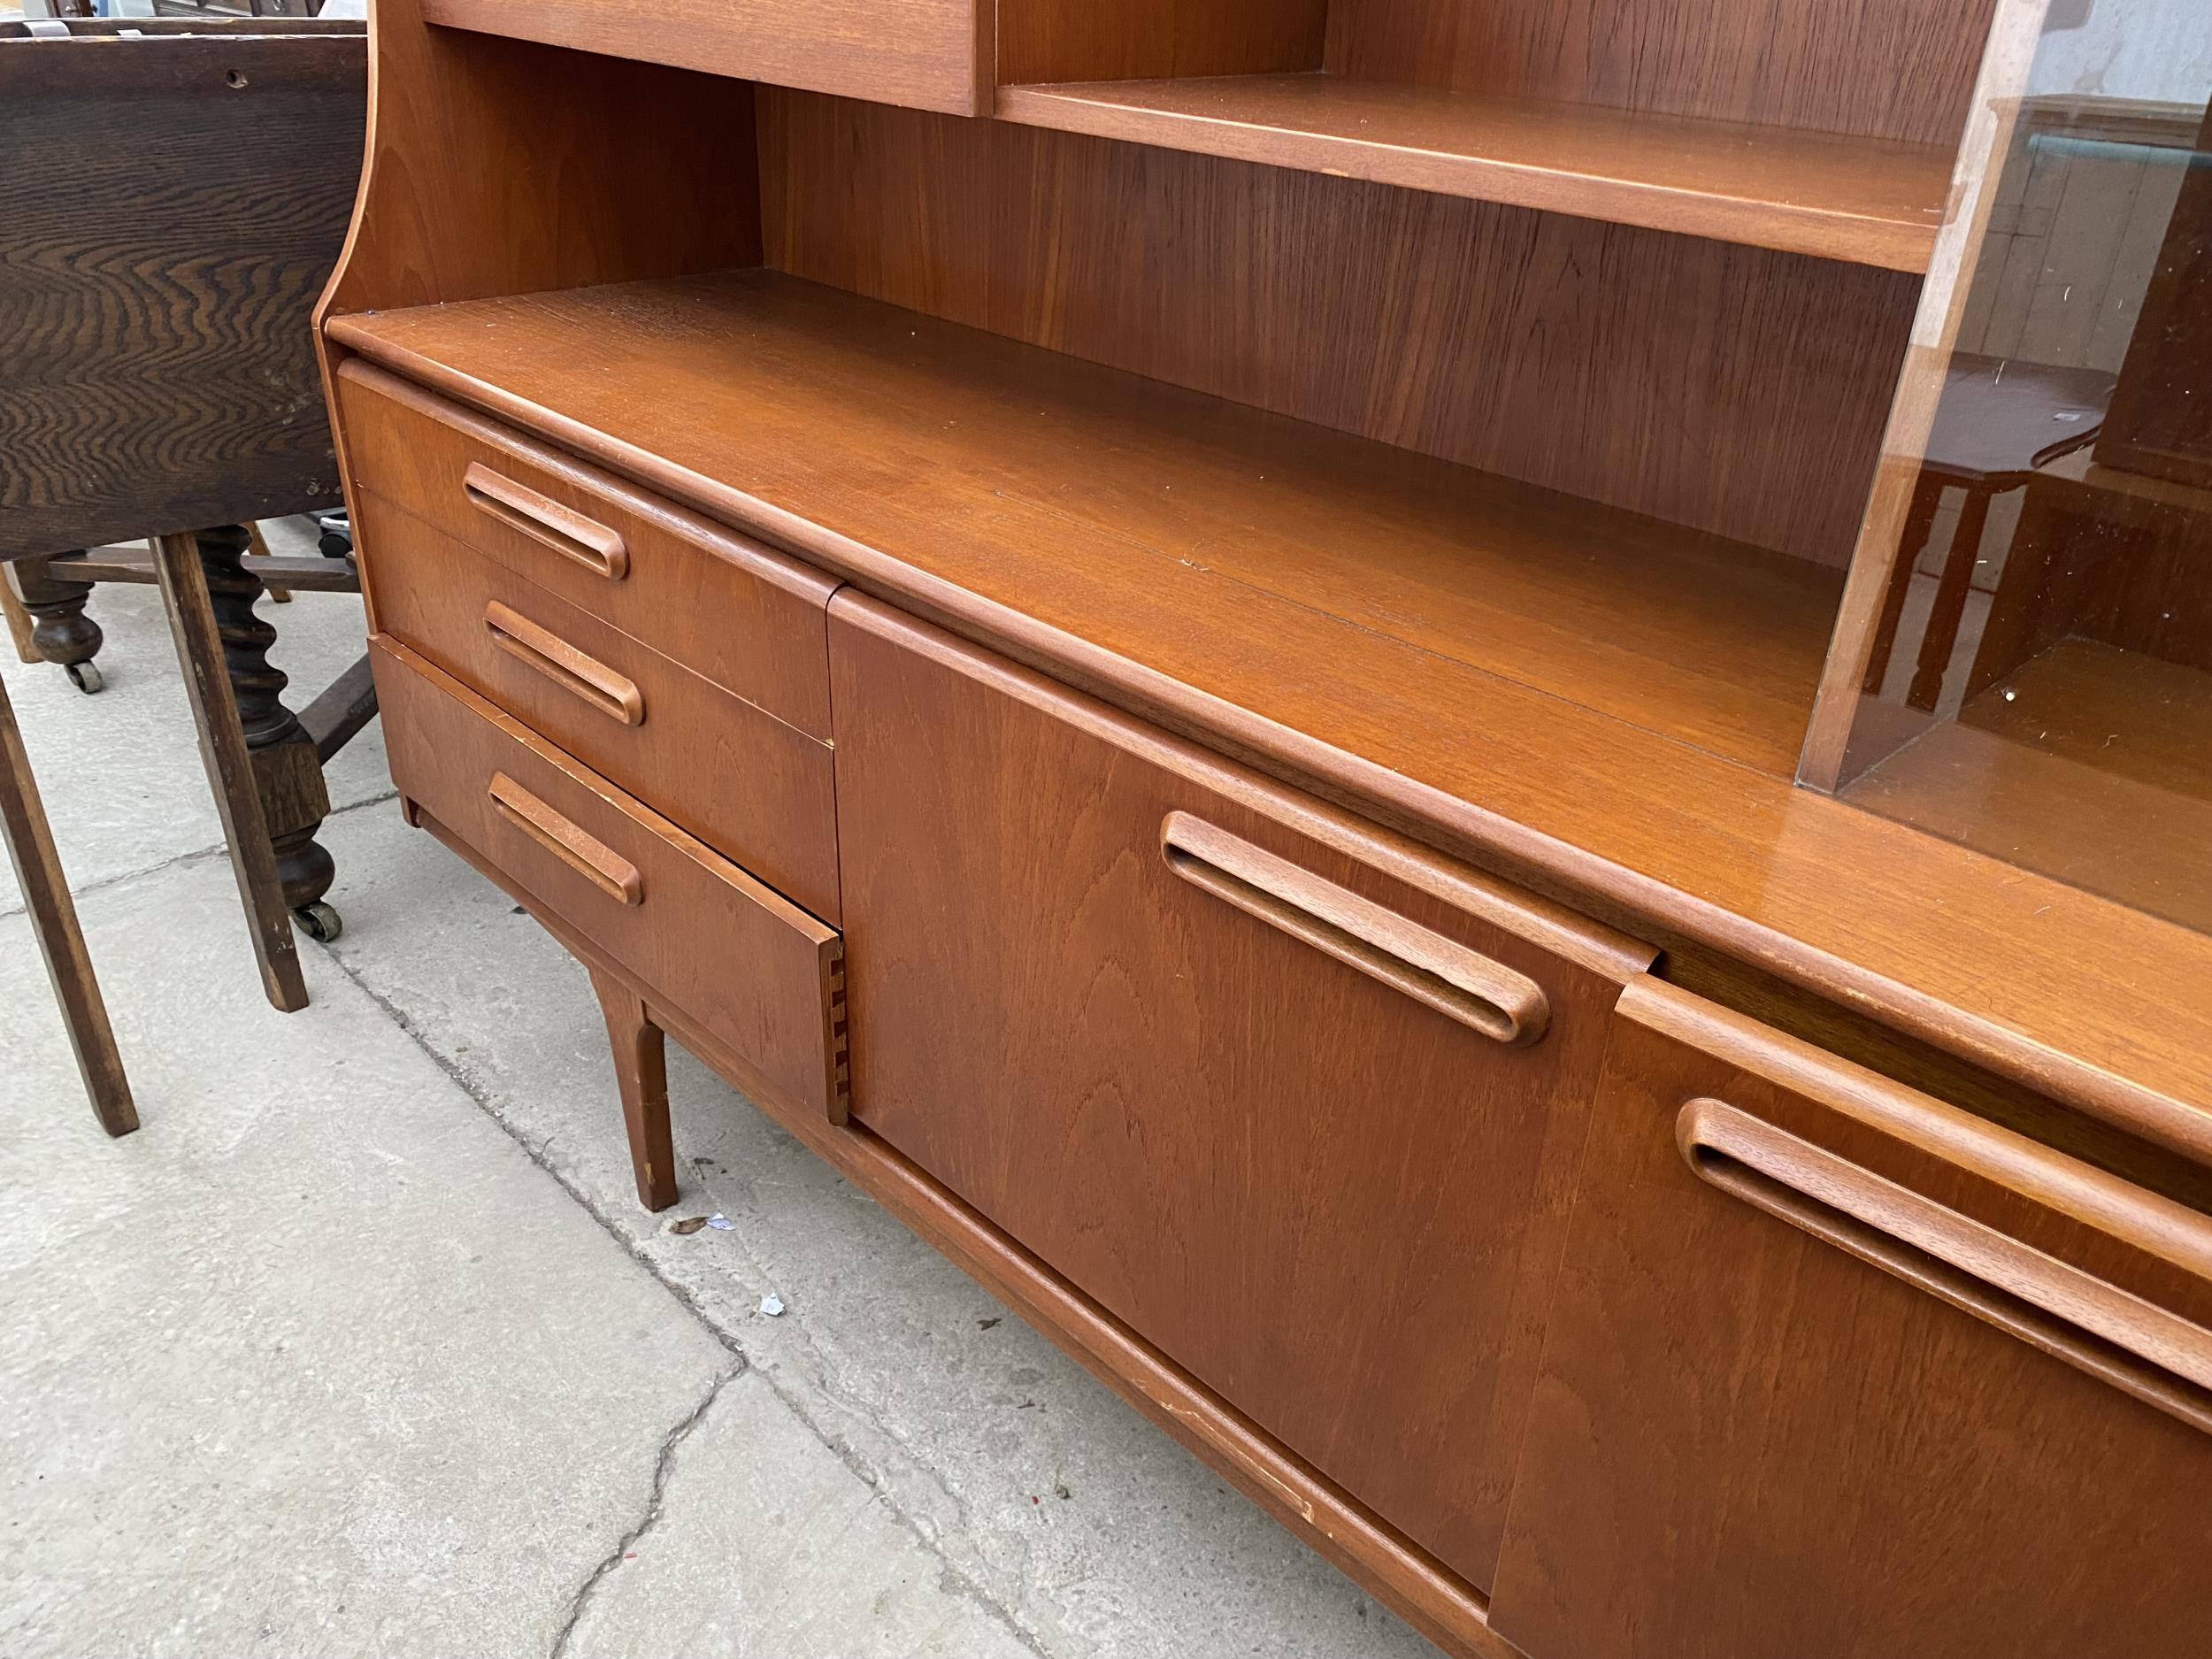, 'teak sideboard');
317,2,2212,1654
